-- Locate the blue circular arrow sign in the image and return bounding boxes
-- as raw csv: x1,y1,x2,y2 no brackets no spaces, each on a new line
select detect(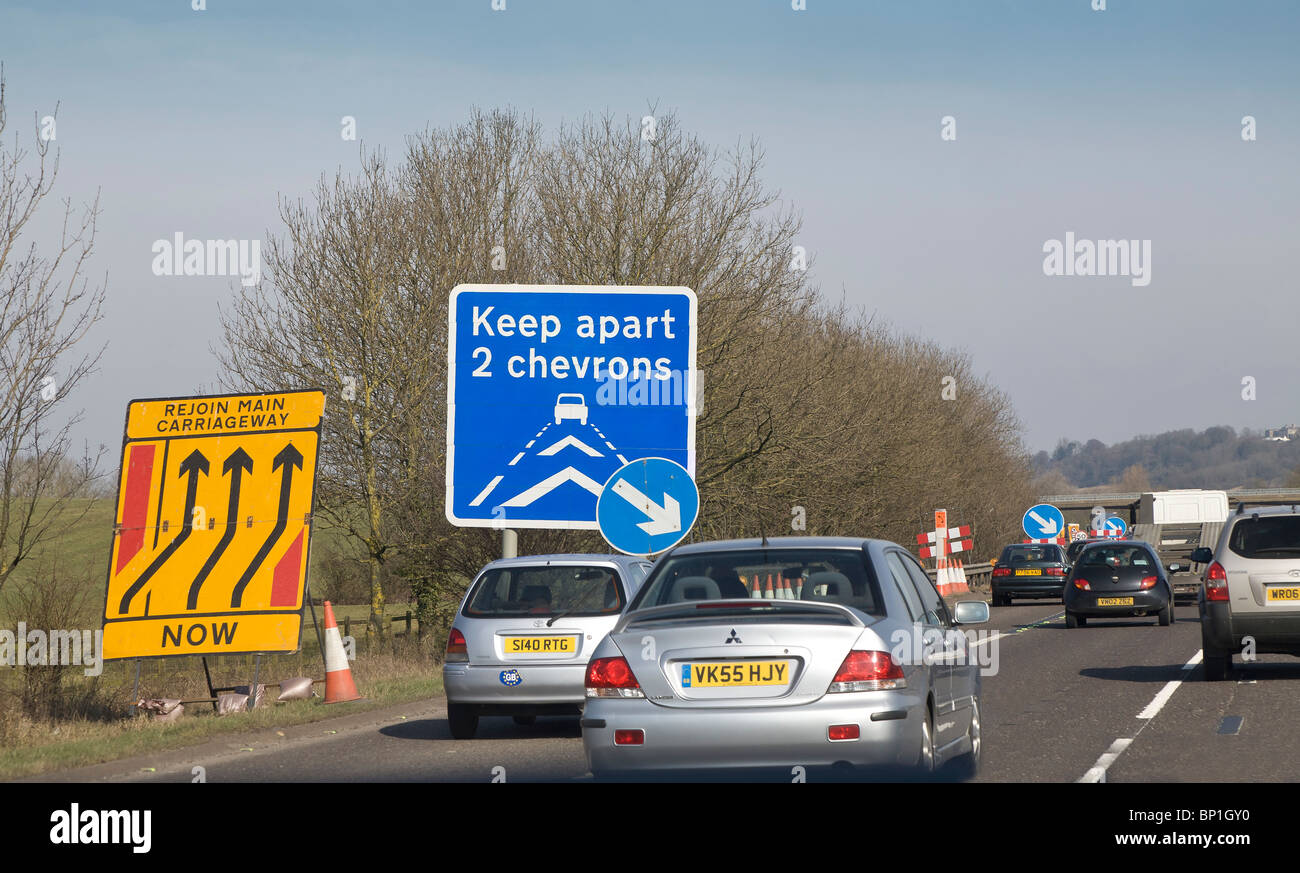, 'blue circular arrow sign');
1022,503,1065,539
597,458,699,556
1105,515,1128,536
